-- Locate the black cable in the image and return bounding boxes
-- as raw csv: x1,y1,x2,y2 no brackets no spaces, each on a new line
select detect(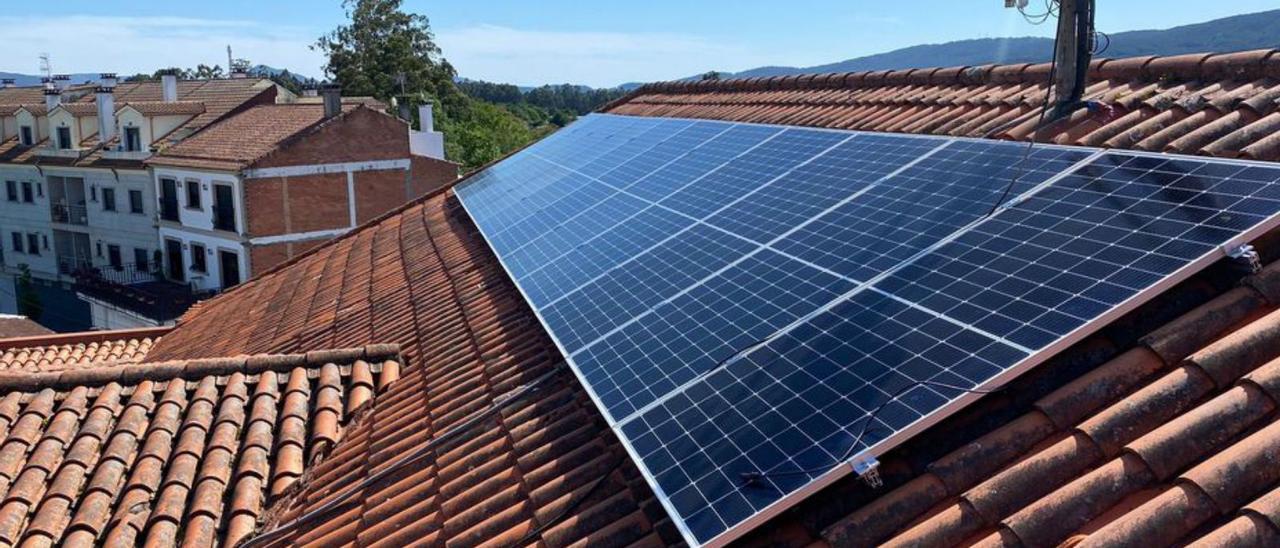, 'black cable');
985,34,1060,218
739,378,1002,486
517,453,628,545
